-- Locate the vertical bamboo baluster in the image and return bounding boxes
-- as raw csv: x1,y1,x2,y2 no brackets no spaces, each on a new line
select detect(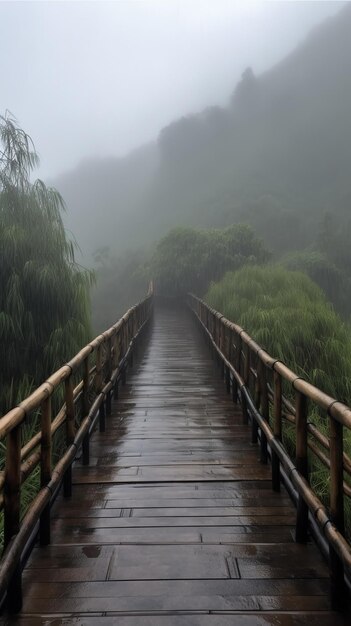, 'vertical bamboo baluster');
231,329,238,404
95,344,105,432
113,331,119,400
106,337,113,413
132,309,137,363
241,343,250,426
218,317,223,376
227,325,232,364
295,390,309,543
215,315,219,369
40,396,52,545
95,344,103,393
216,314,224,368
64,376,75,497
272,370,282,491
210,312,215,358
112,331,118,370
252,353,260,444
258,360,269,464
329,416,346,609
121,322,127,386
221,319,225,377
4,424,22,612
82,355,90,416
225,326,231,393
114,331,121,401
243,343,250,386
82,355,91,465
233,331,241,406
